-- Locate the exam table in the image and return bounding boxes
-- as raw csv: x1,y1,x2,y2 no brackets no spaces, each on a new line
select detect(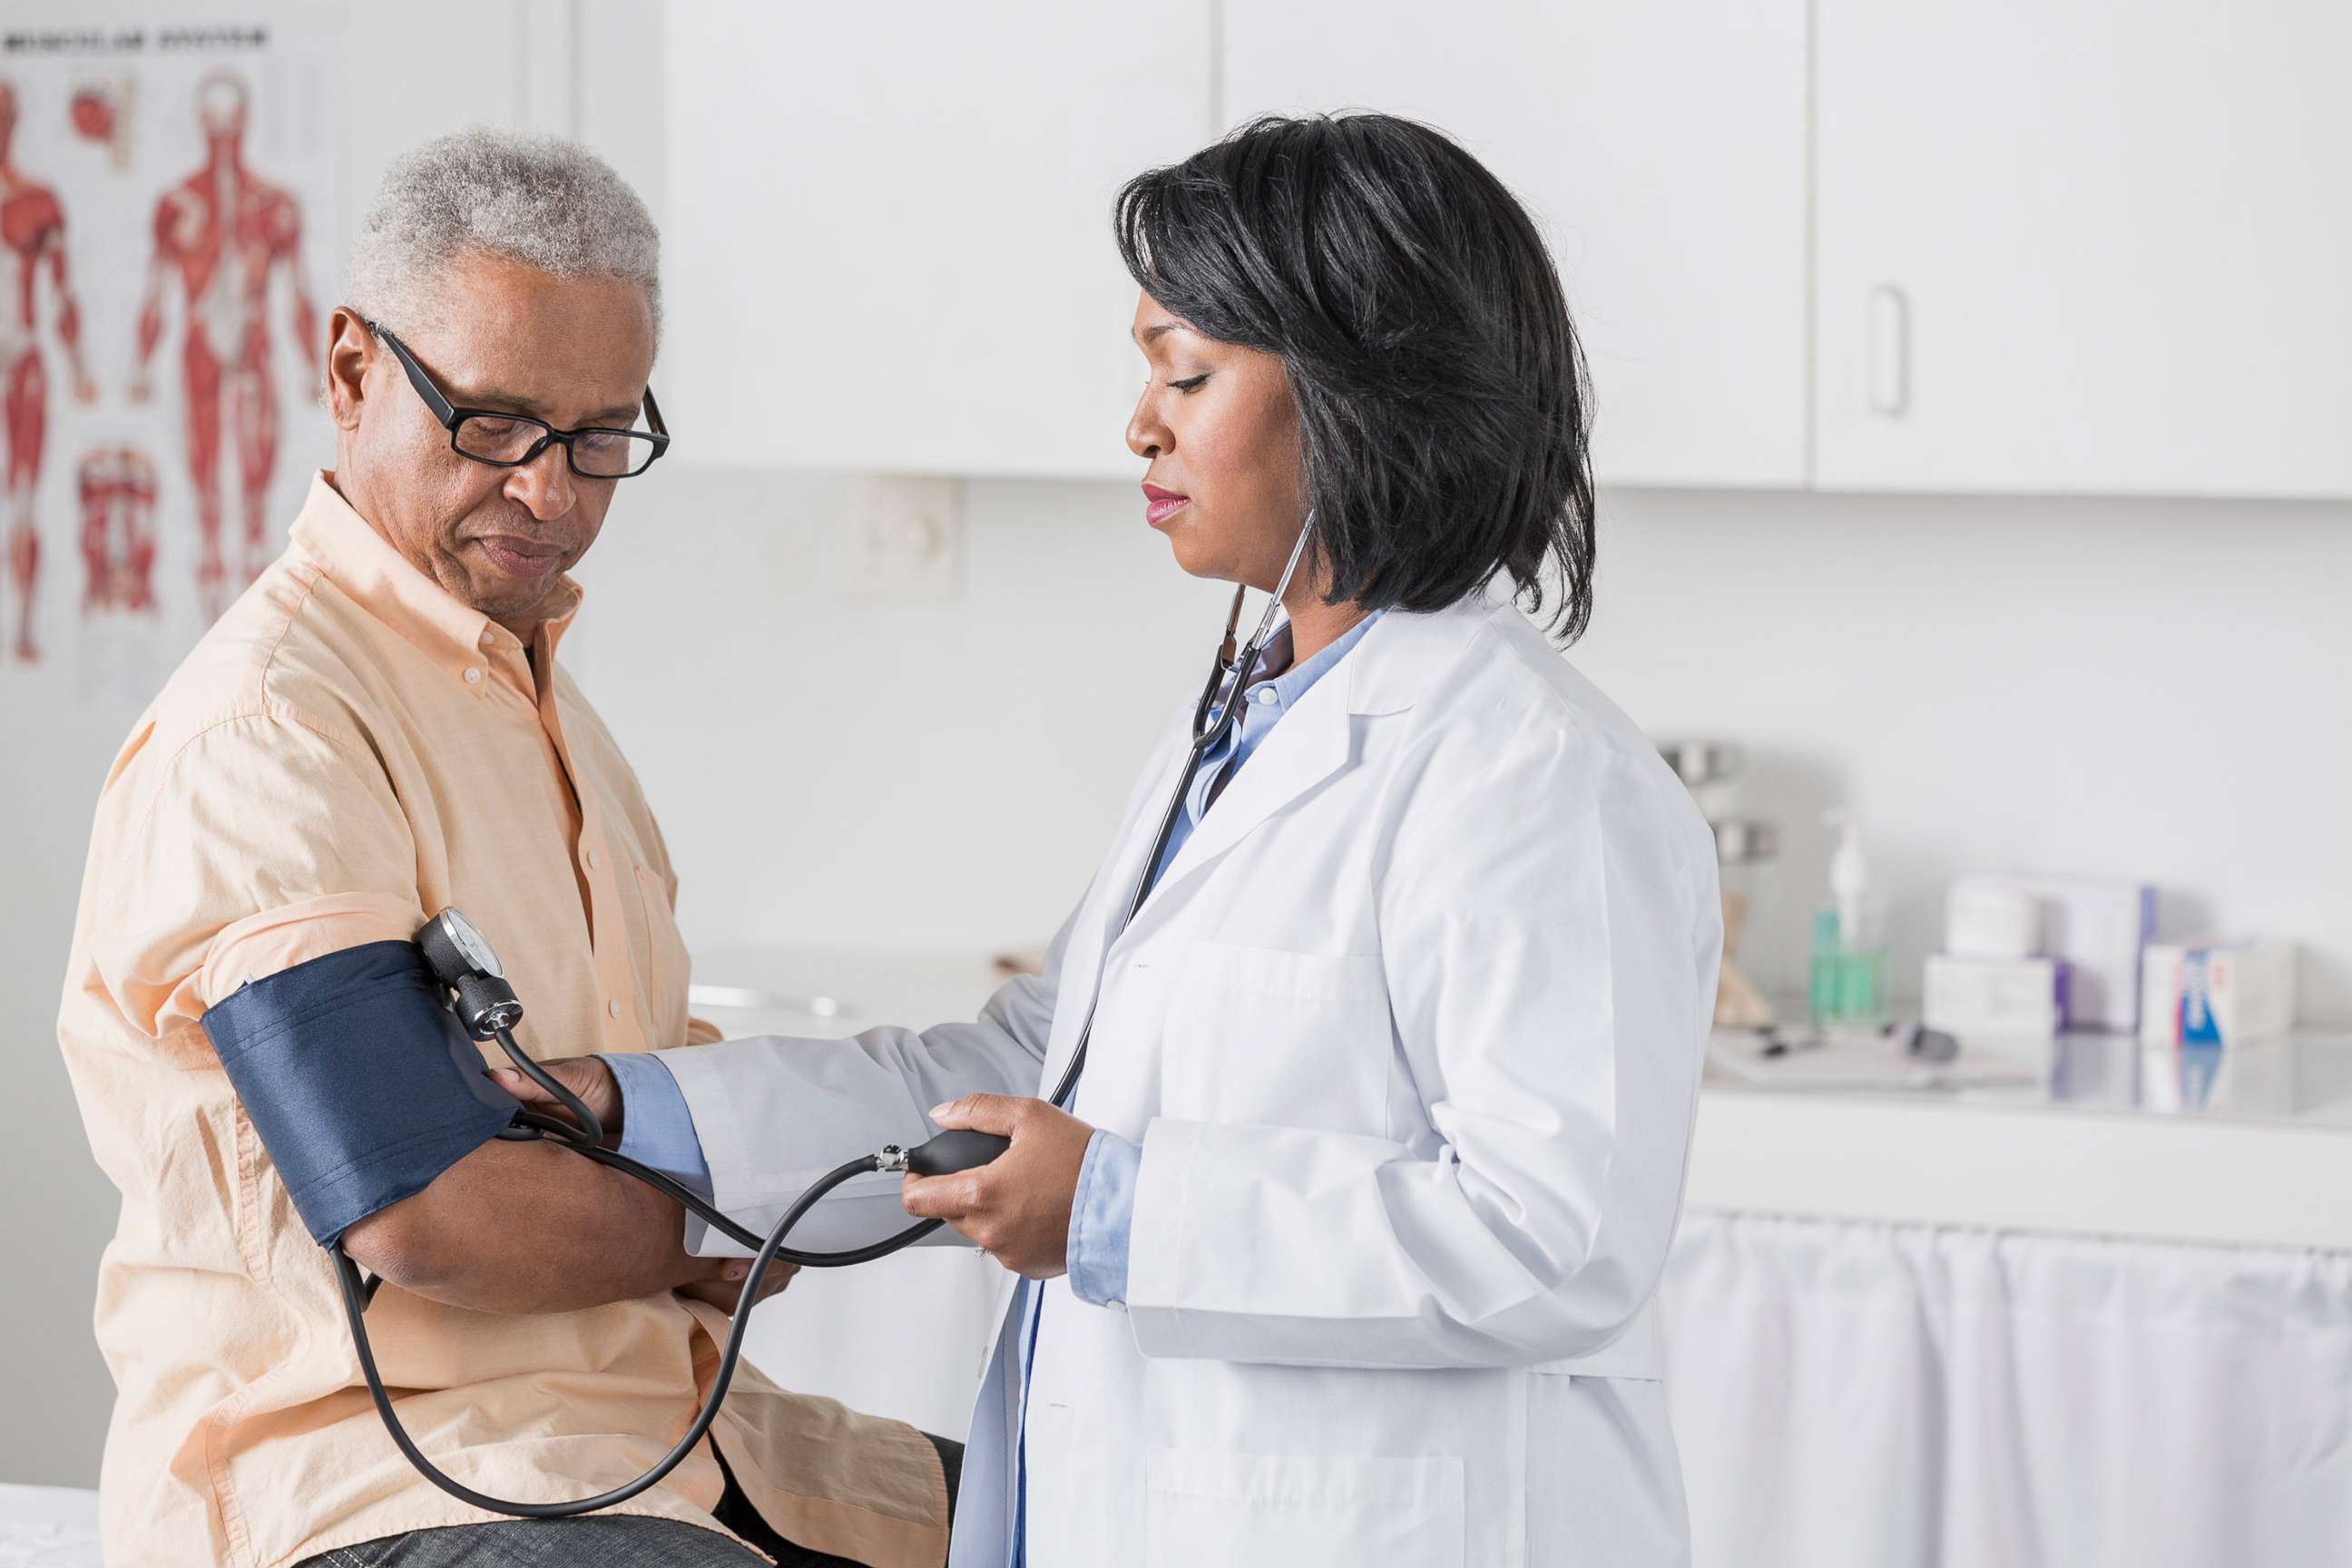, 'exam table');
0,1484,100,1568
